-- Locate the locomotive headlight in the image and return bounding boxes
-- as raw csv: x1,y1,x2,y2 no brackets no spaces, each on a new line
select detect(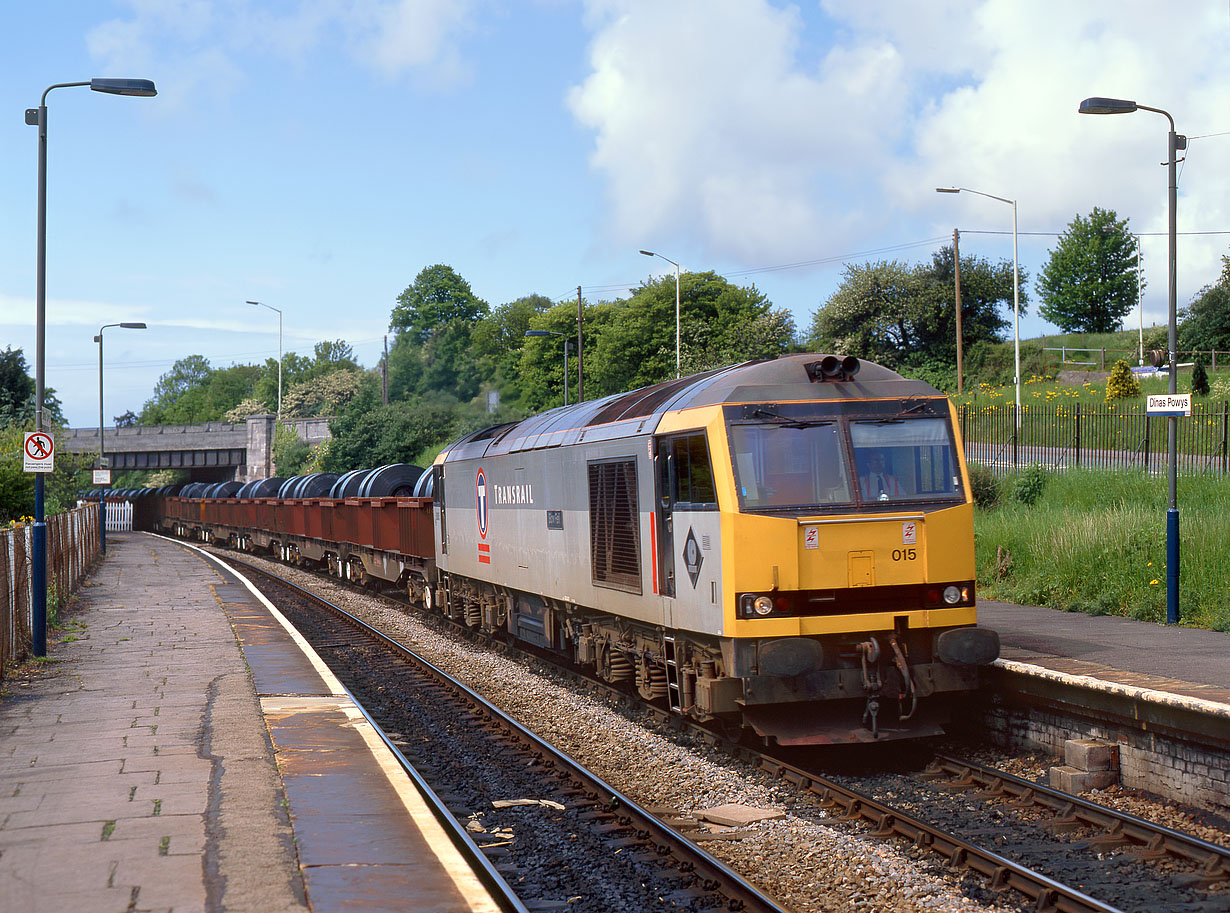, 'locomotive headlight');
942,585,962,605
753,596,775,616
